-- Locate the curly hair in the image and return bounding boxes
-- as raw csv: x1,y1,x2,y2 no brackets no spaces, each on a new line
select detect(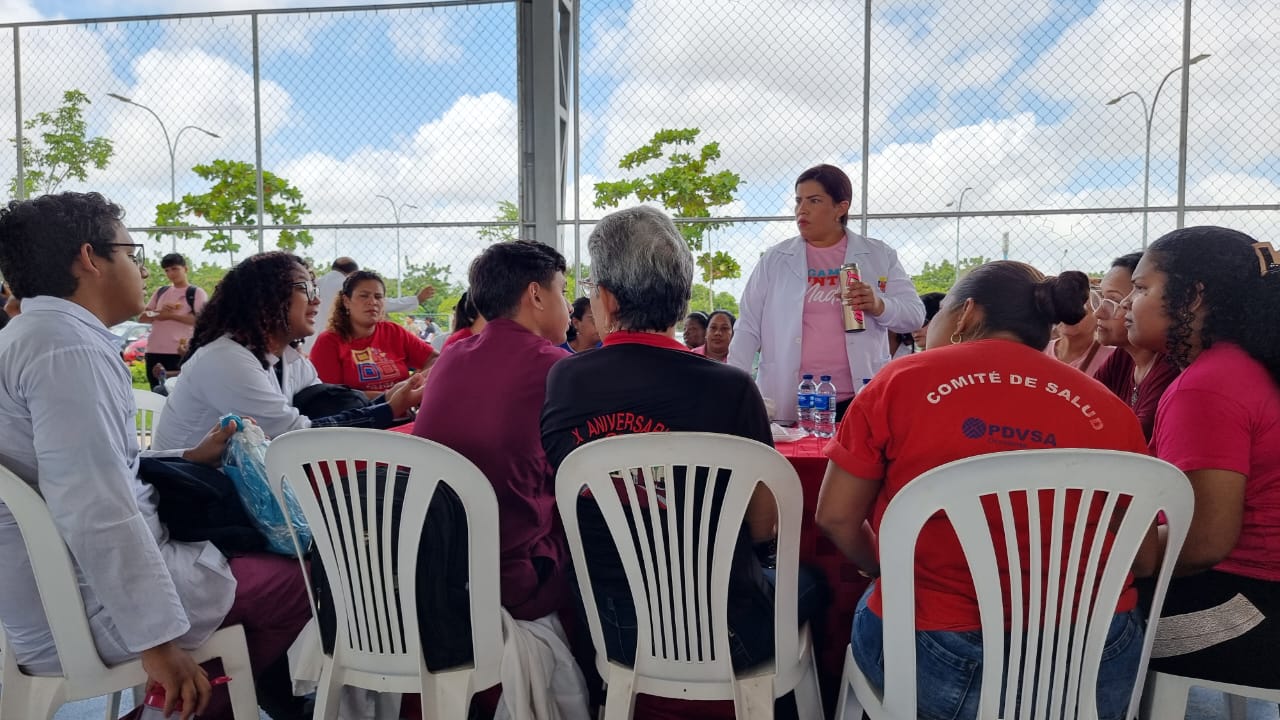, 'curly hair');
326,270,386,341
187,251,308,369
1145,226,1280,385
0,192,125,299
